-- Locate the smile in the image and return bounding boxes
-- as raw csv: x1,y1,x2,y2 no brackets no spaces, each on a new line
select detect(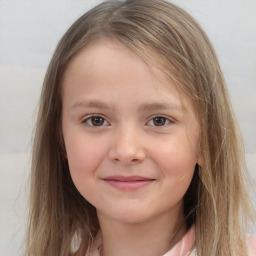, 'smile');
102,176,155,190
